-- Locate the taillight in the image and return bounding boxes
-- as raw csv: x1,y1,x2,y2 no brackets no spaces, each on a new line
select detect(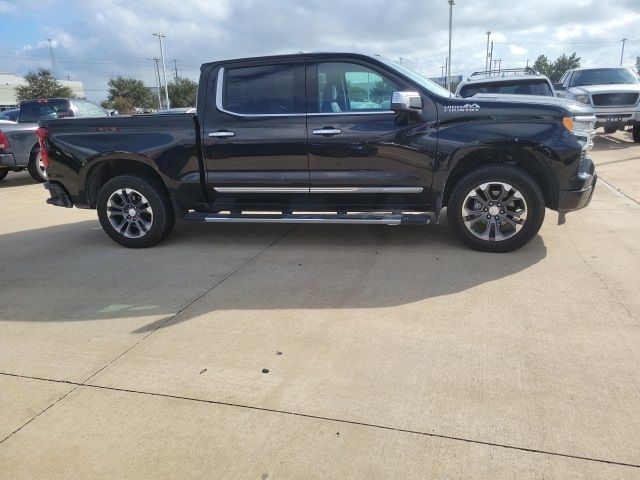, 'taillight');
35,127,50,168
0,130,10,150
